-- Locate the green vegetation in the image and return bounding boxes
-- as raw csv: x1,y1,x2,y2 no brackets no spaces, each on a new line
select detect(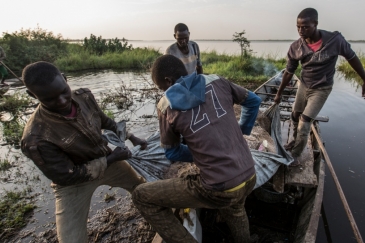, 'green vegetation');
0,92,32,112
0,27,159,73
83,34,132,55
55,46,160,72
0,26,295,84
0,190,36,239
337,53,365,87
0,93,32,145
103,110,115,120
0,159,11,172
0,25,67,71
2,119,26,145
201,50,290,85
232,30,252,59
